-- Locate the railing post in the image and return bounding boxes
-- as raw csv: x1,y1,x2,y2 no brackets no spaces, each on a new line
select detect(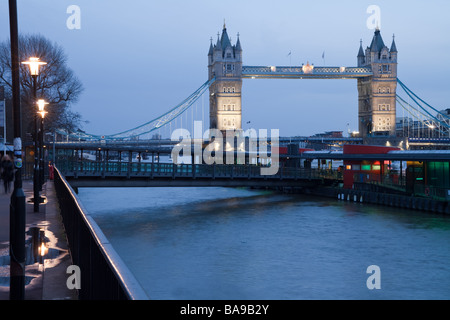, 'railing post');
82,149,86,172
138,152,141,173
127,151,132,178
118,151,122,174
102,150,107,178
106,150,109,172
74,149,79,175
150,160,154,179
279,163,282,180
